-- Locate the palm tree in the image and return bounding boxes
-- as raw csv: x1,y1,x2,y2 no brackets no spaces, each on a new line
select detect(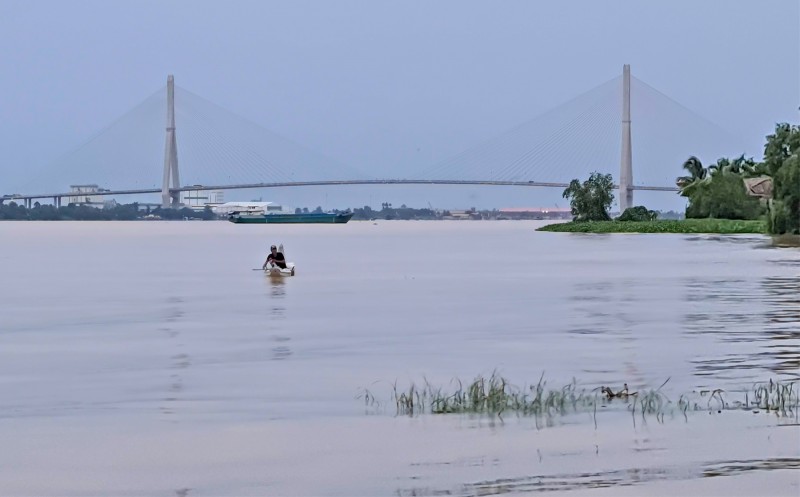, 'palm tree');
676,156,707,196
729,154,757,176
707,158,729,177
708,155,758,176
